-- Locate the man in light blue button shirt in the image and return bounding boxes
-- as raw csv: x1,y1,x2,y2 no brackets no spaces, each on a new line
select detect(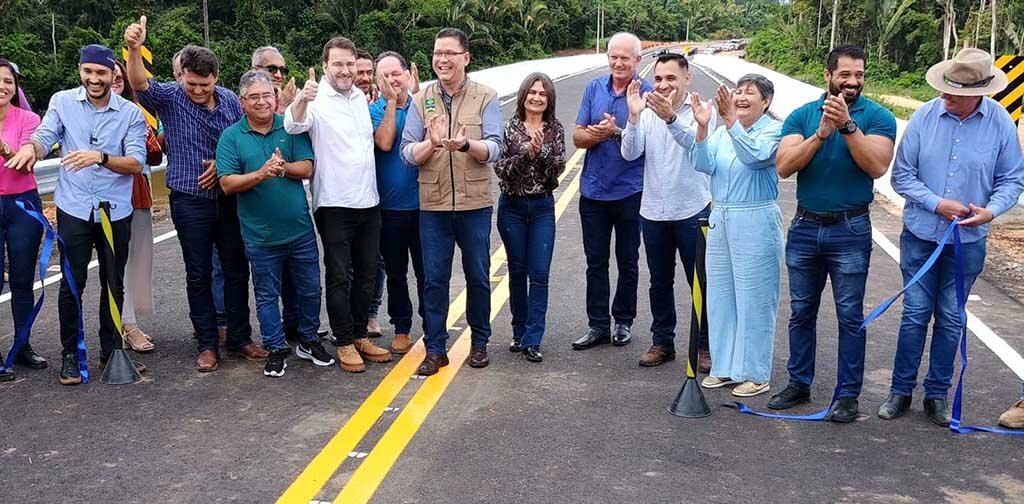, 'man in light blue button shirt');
28,44,147,385
881,48,1024,426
